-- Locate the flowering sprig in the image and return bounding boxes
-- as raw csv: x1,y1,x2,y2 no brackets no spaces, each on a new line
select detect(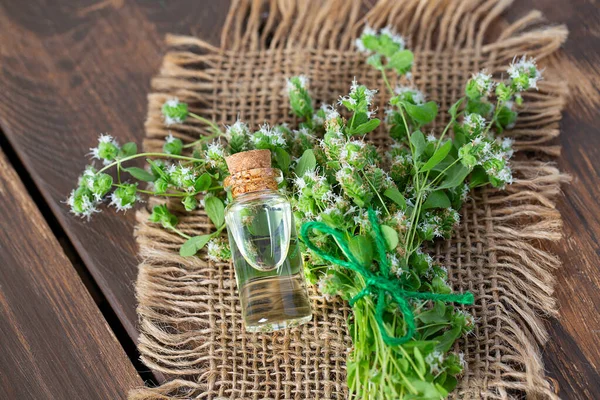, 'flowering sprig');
68,32,542,399
356,25,414,76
